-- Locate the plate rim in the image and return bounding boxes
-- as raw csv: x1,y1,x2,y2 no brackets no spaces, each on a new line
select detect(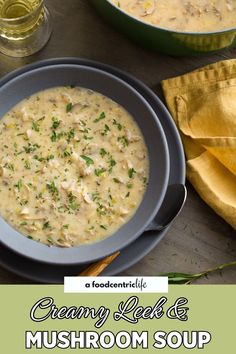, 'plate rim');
0,57,185,282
